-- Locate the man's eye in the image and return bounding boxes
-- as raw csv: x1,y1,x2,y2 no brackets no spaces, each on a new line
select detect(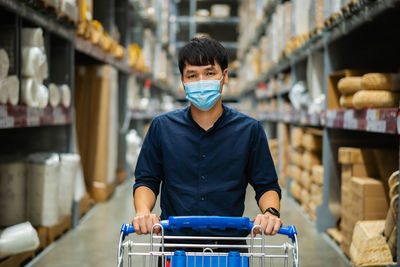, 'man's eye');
188,75,195,79
207,72,215,76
